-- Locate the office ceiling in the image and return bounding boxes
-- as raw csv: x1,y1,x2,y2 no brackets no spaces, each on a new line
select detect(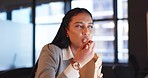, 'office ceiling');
0,0,63,12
